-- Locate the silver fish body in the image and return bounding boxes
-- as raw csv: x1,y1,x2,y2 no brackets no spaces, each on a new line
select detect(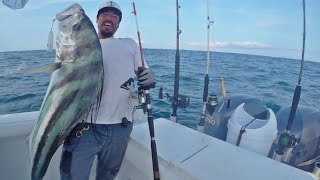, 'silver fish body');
30,3,104,180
